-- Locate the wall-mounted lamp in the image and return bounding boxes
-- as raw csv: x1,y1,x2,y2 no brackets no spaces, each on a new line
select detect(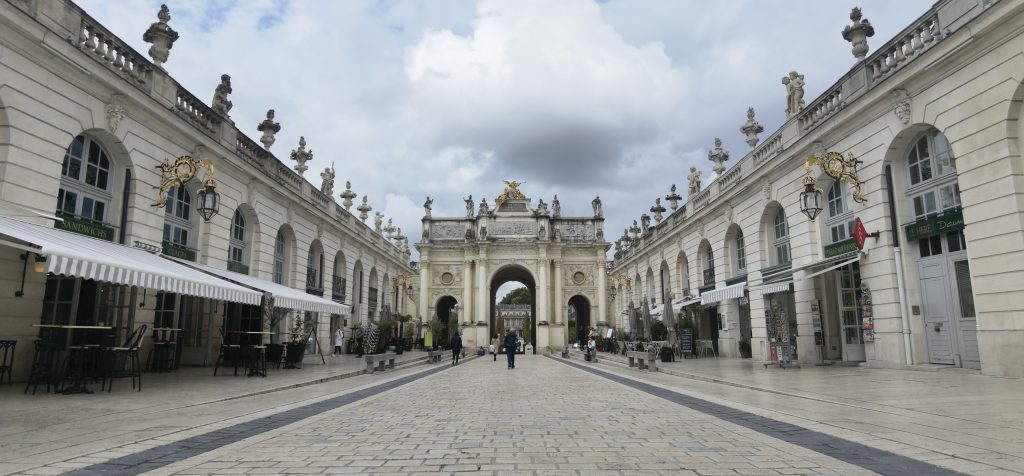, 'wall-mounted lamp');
153,155,220,222
800,151,867,221
16,252,45,297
